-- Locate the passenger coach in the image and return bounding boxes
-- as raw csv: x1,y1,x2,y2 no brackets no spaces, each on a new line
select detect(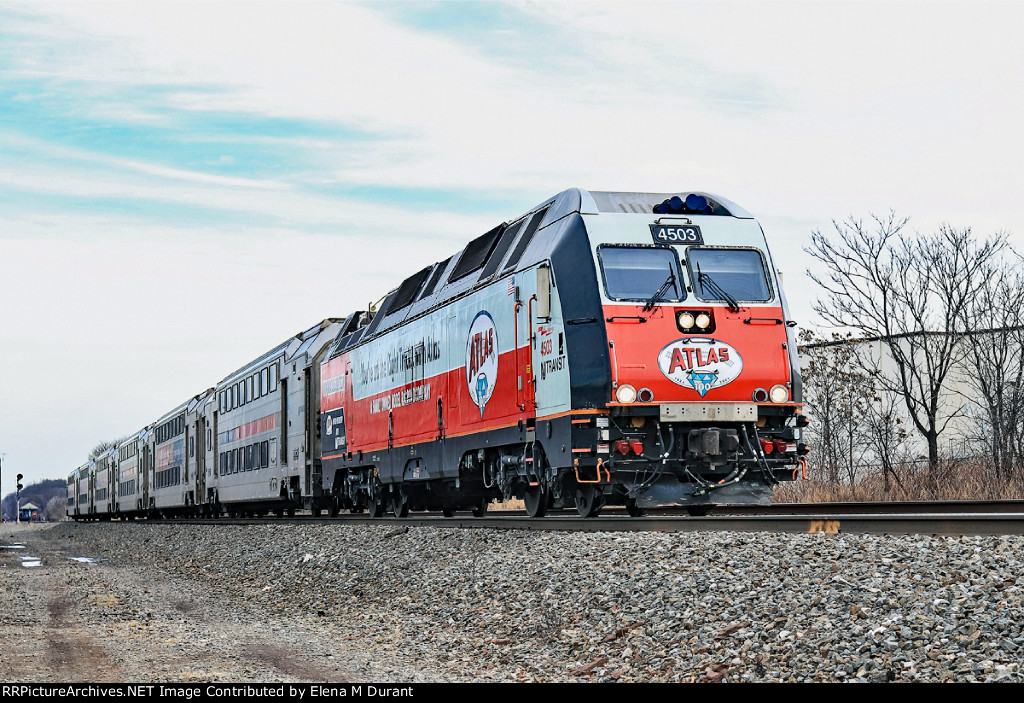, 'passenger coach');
208,319,342,517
